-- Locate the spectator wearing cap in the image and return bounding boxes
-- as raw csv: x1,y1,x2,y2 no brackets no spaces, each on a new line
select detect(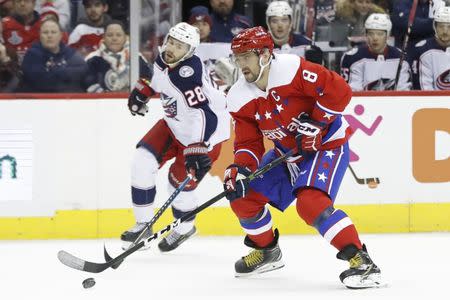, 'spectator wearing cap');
69,0,111,57
209,0,252,42
188,5,213,43
1,0,60,63
21,18,87,92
